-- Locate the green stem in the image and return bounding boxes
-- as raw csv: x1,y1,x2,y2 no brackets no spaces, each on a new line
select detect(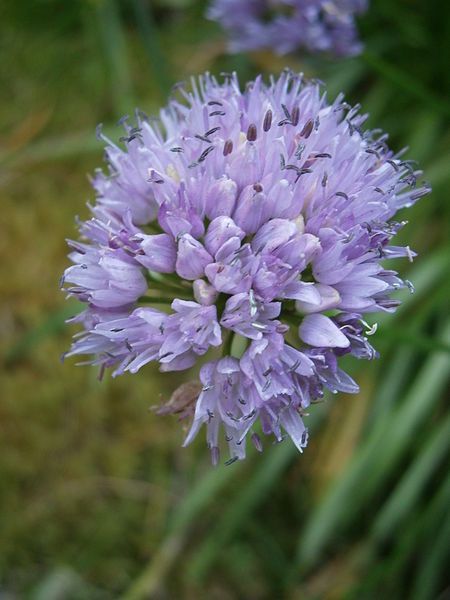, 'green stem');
222,332,234,357
144,221,164,235
137,296,191,305
138,296,173,305
160,272,193,290
145,274,188,294
281,311,302,327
